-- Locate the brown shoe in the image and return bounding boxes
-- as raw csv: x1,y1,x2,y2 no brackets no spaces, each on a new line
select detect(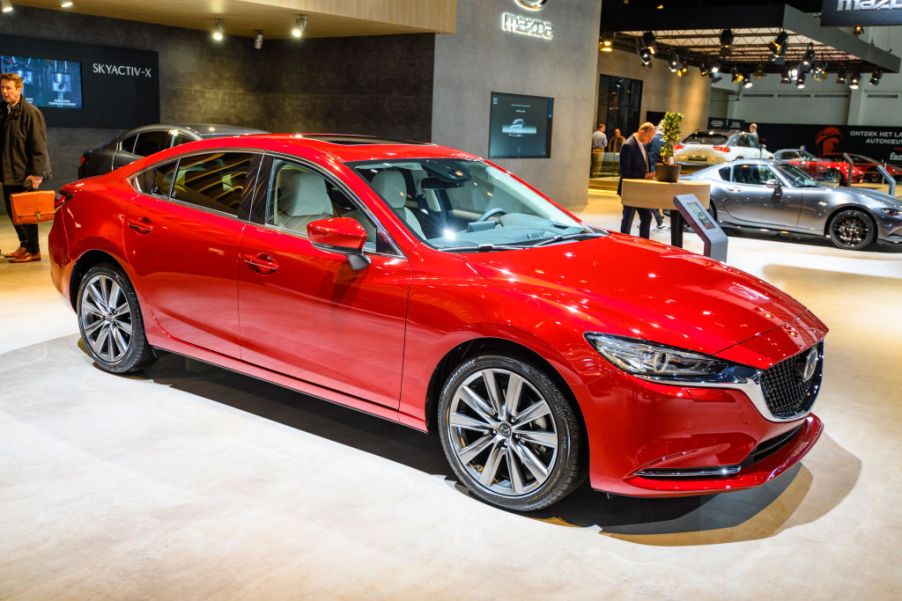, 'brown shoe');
3,246,26,259
9,251,41,263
